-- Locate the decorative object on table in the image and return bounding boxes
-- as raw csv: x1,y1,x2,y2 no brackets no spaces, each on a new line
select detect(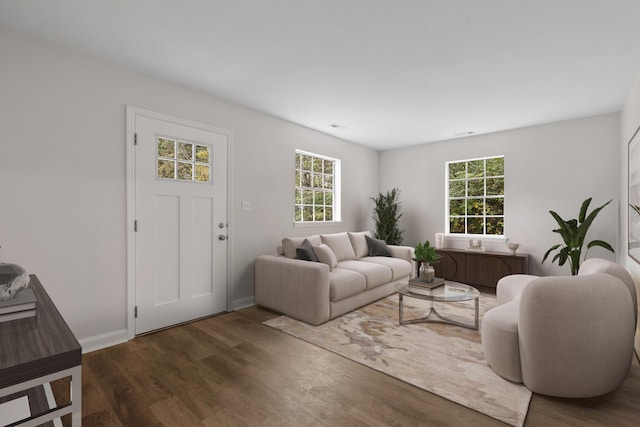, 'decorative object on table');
0,288,36,313
418,263,435,282
507,243,520,255
408,277,445,290
0,276,34,323
542,197,614,275
413,240,440,282
505,239,520,255
628,125,640,264
370,188,404,245
468,239,482,249
434,232,444,249
0,247,30,301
